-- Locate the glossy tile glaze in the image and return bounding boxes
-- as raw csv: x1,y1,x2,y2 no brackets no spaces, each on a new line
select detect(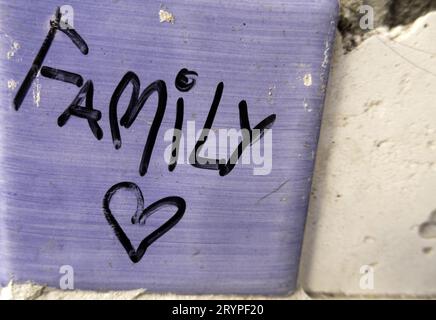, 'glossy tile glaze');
0,0,338,294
